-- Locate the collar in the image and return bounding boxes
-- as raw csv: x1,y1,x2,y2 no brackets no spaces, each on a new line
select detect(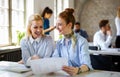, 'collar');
60,37,72,46
29,36,41,44
99,30,106,36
